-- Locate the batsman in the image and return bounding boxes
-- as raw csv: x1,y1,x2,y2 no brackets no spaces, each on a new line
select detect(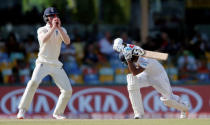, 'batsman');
17,7,72,119
113,38,190,119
